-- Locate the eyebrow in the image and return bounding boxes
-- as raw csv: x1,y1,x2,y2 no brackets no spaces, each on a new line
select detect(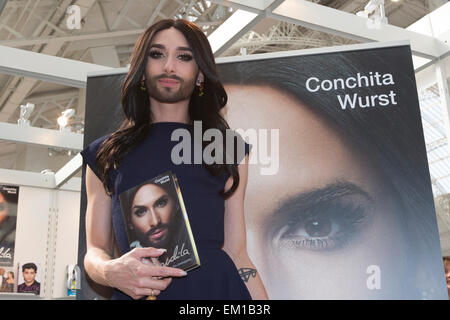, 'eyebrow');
149,44,192,52
272,180,374,216
132,204,147,210
132,195,167,209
